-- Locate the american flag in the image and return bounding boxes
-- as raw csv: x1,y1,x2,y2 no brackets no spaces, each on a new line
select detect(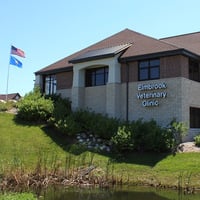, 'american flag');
11,45,25,58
